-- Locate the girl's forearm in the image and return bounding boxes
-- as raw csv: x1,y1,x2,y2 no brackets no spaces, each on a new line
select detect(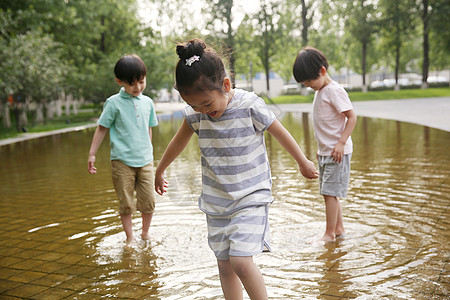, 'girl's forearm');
156,119,193,174
267,120,309,165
